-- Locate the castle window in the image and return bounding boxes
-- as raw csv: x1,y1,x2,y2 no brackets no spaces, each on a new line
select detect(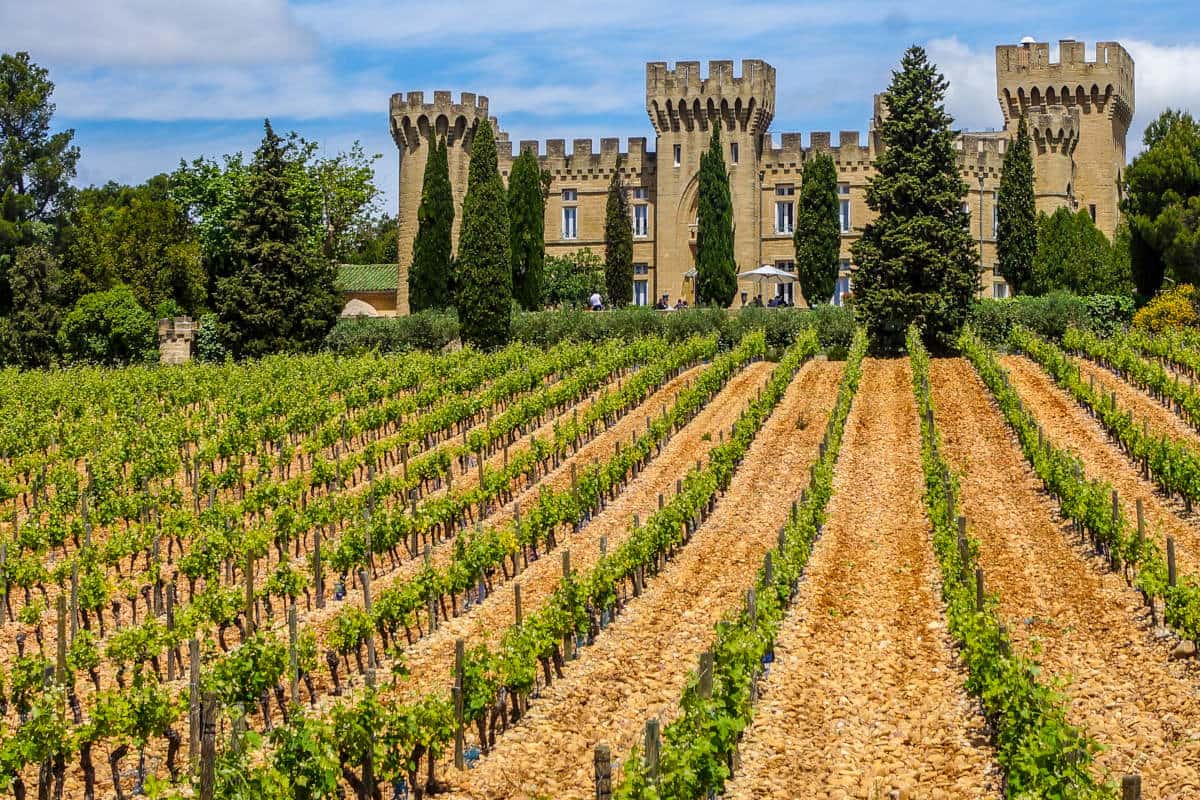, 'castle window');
633,263,650,275
838,184,851,233
731,142,739,164
1089,203,1097,223
962,201,971,229
634,279,649,307
775,198,794,234
833,262,852,306
633,204,648,237
673,144,681,167
993,281,1009,299
634,187,649,200
775,184,794,196
562,206,578,240
562,189,578,202
993,194,999,238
